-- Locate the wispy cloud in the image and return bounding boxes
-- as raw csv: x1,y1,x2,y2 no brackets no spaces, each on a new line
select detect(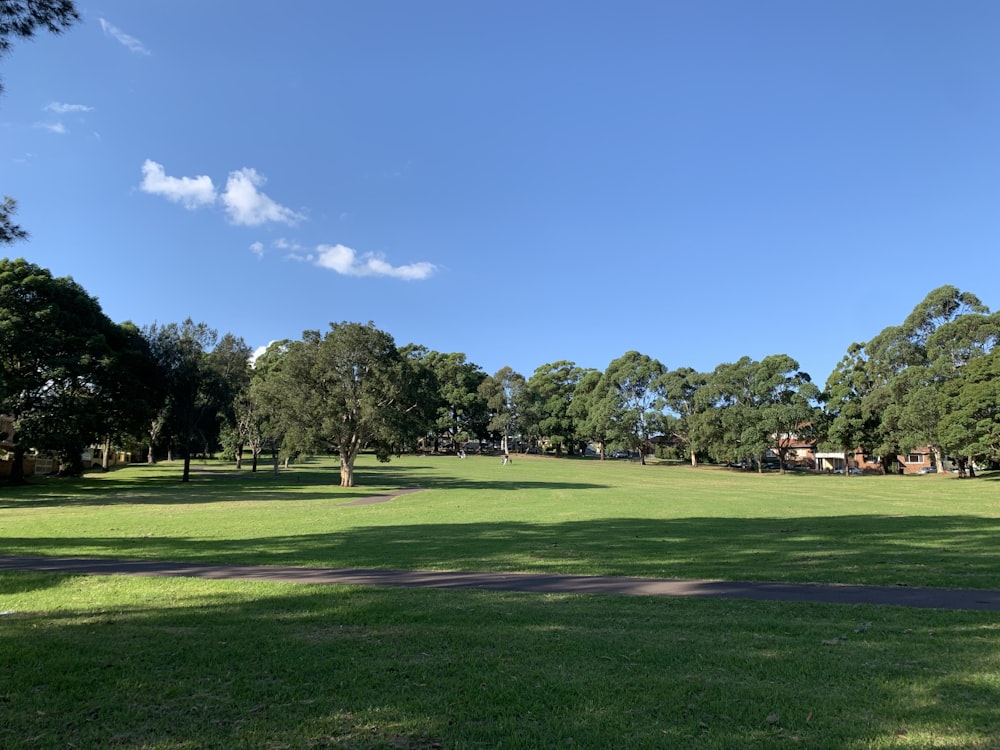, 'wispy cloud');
99,18,151,55
139,159,216,209
221,168,304,227
35,121,68,135
45,102,93,114
313,244,437,280
249,241,264,258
